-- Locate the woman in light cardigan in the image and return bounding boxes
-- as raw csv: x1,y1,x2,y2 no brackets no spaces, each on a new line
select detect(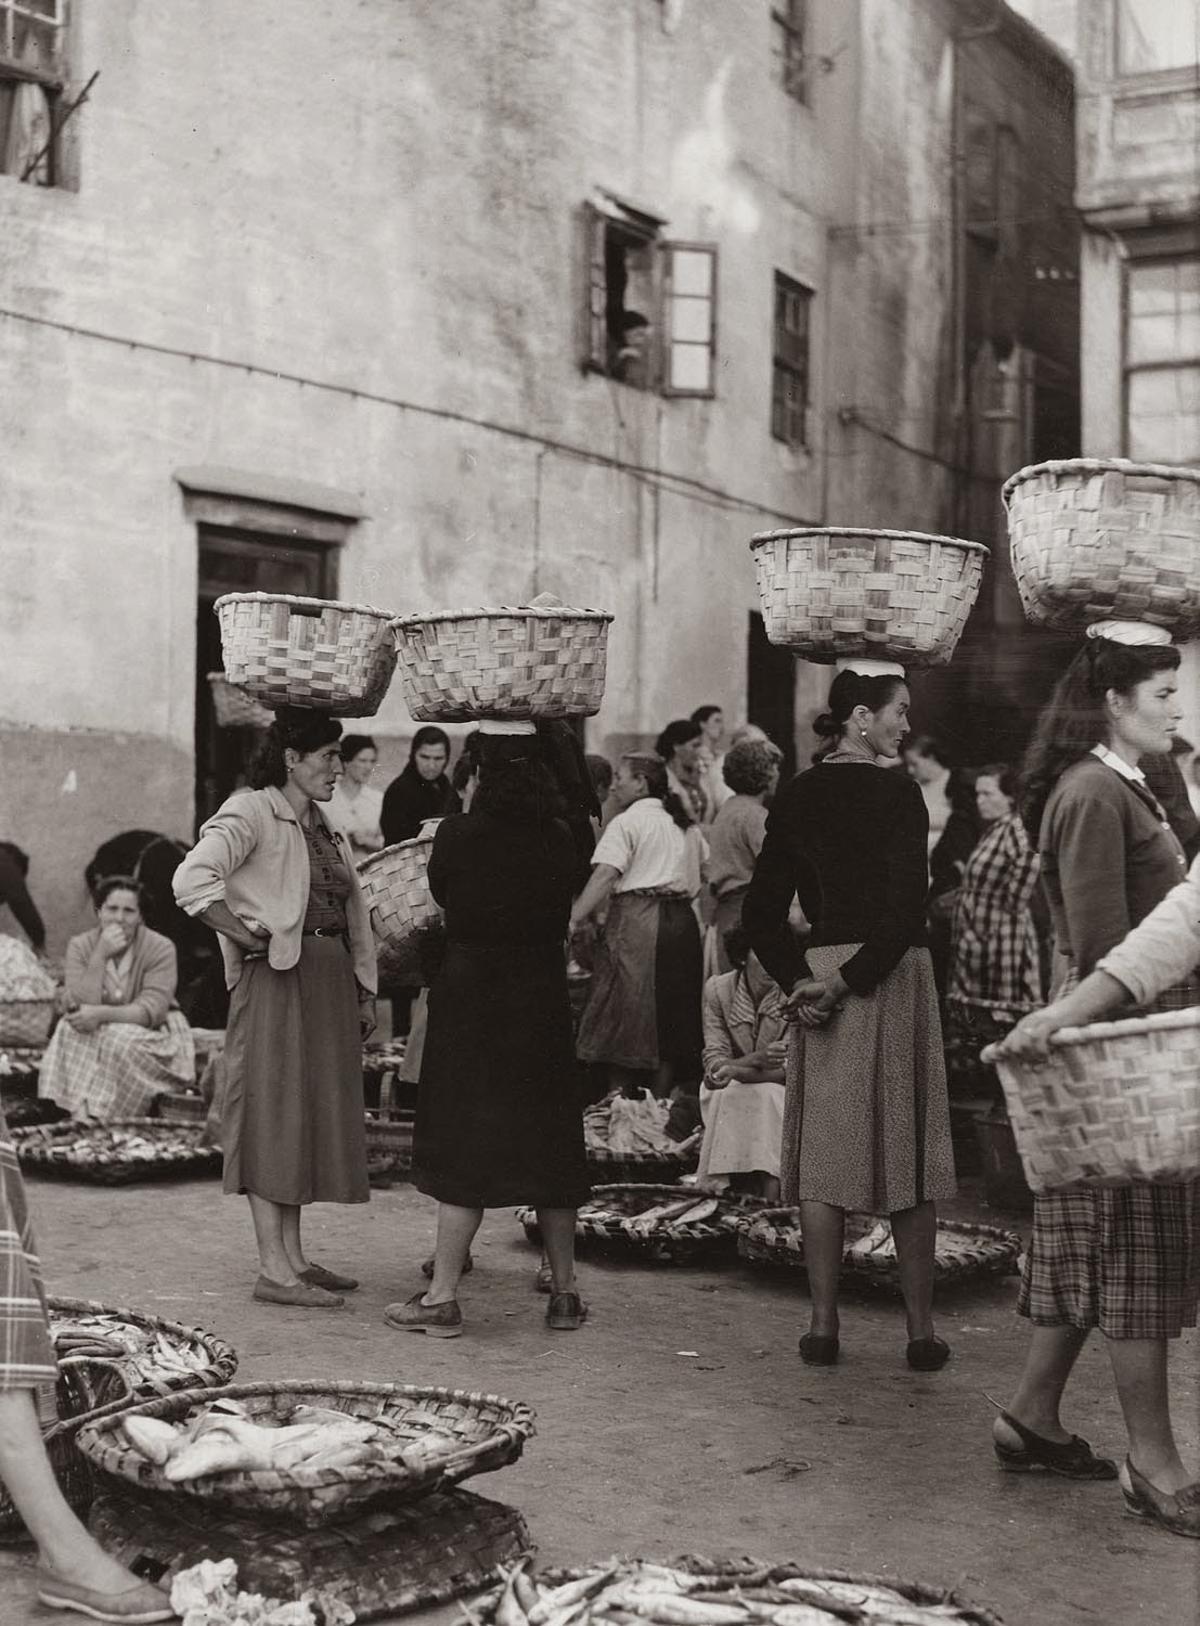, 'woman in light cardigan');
174,708,377,1310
